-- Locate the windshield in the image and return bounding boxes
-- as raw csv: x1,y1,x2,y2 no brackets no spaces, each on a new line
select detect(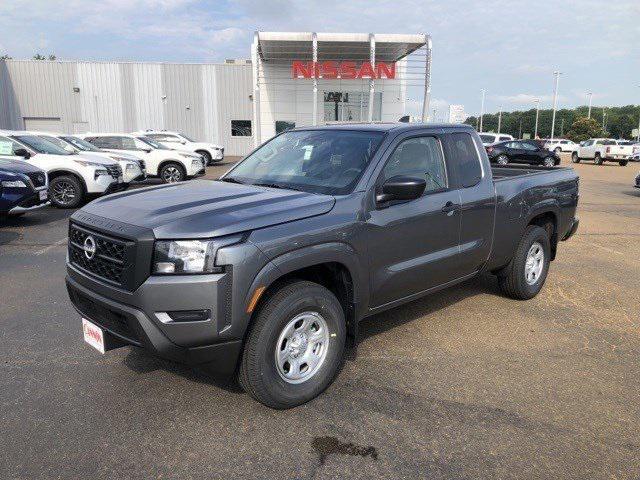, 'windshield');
61,136,101,152
40,135,77,153
12,135,72,155
180,133,195,142
137,136,170,150
224,129,385,195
